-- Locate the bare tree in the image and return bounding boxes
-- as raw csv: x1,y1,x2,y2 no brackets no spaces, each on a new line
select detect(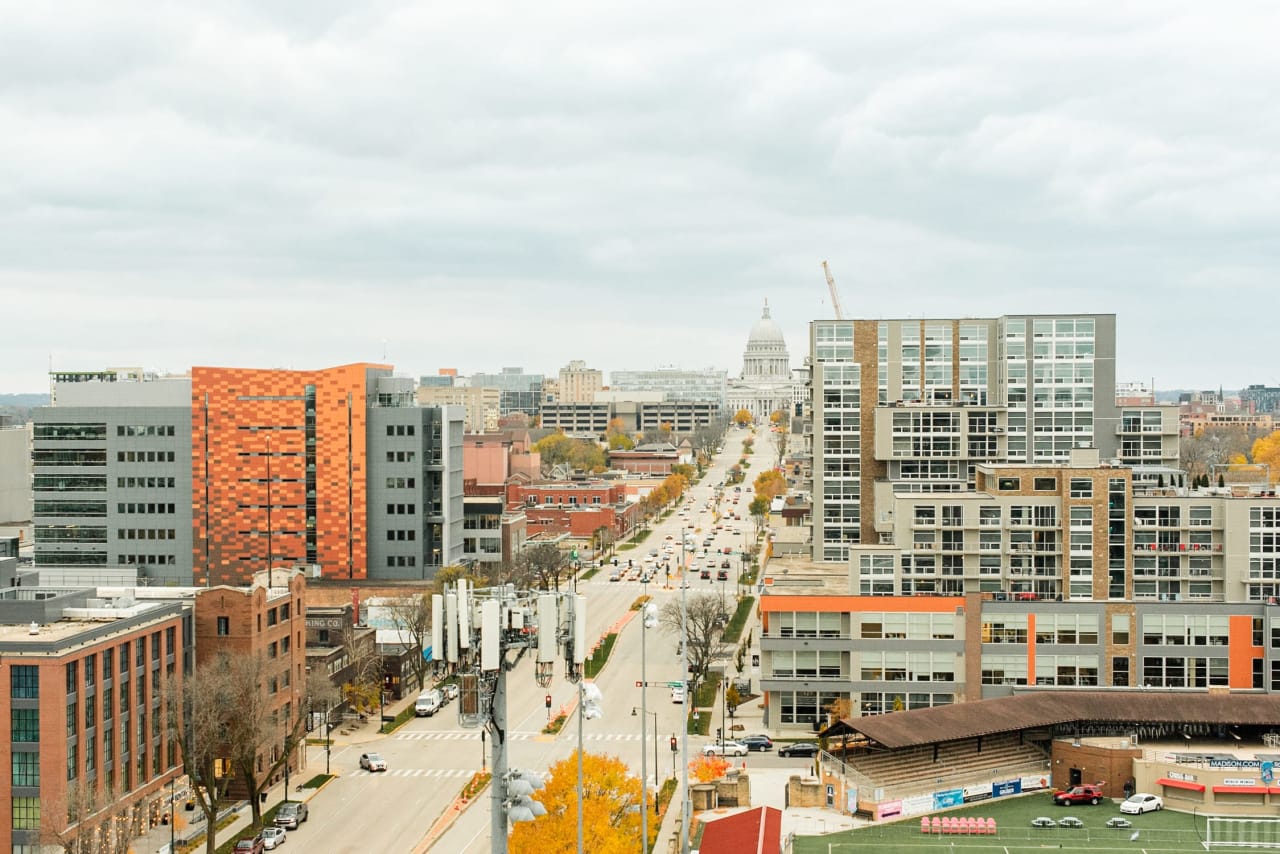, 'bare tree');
42,779,138,854
340,622,383,718
168,655,240,854
1181,426,1257,481
659,593,731,698
384,590,432,690
222,653,308,831
306,666,342,732
523,542,568,590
